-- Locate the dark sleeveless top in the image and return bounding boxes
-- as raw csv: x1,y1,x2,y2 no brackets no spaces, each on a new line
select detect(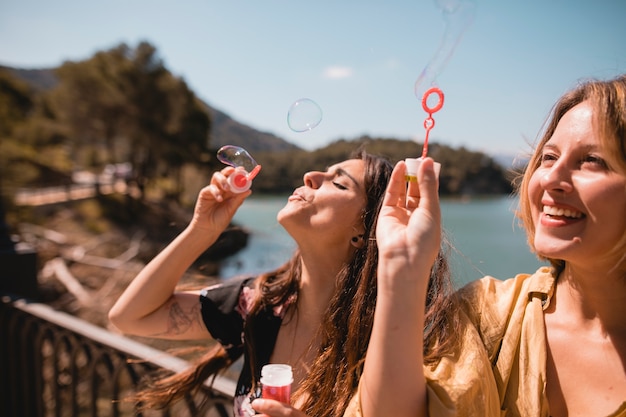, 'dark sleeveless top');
199,276,292,417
